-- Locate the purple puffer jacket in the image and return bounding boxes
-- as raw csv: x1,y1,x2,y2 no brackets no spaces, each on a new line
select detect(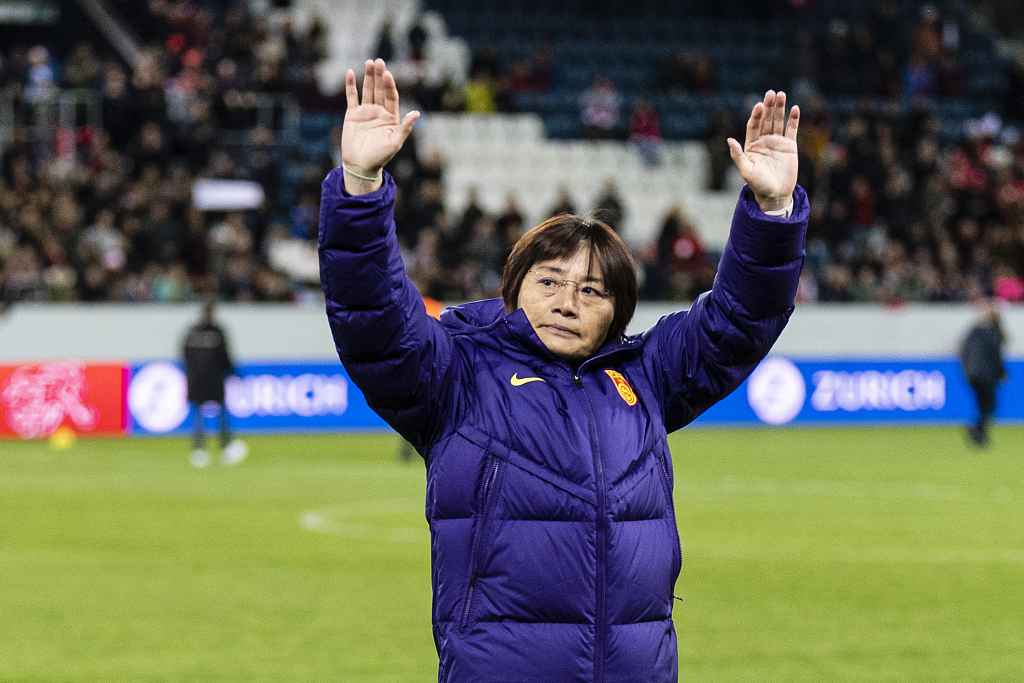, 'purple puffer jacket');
319,170,808,683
